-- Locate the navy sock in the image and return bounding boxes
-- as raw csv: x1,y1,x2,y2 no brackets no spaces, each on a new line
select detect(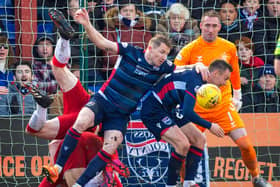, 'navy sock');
167,151,185,185
185,146,203,180
77,149,112,185
56,127,81,167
